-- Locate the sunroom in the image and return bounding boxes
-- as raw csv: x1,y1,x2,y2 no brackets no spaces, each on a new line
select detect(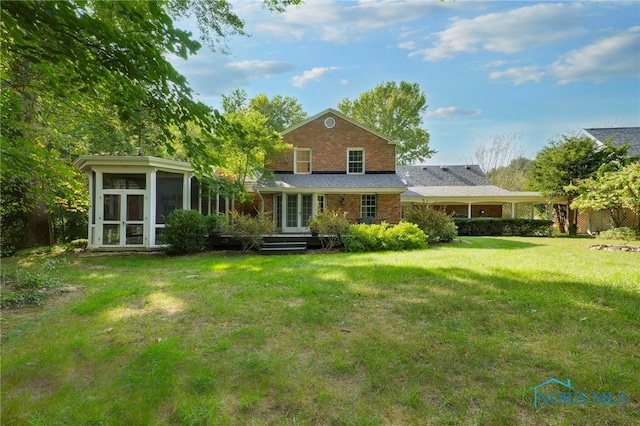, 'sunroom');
74,156,229,250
